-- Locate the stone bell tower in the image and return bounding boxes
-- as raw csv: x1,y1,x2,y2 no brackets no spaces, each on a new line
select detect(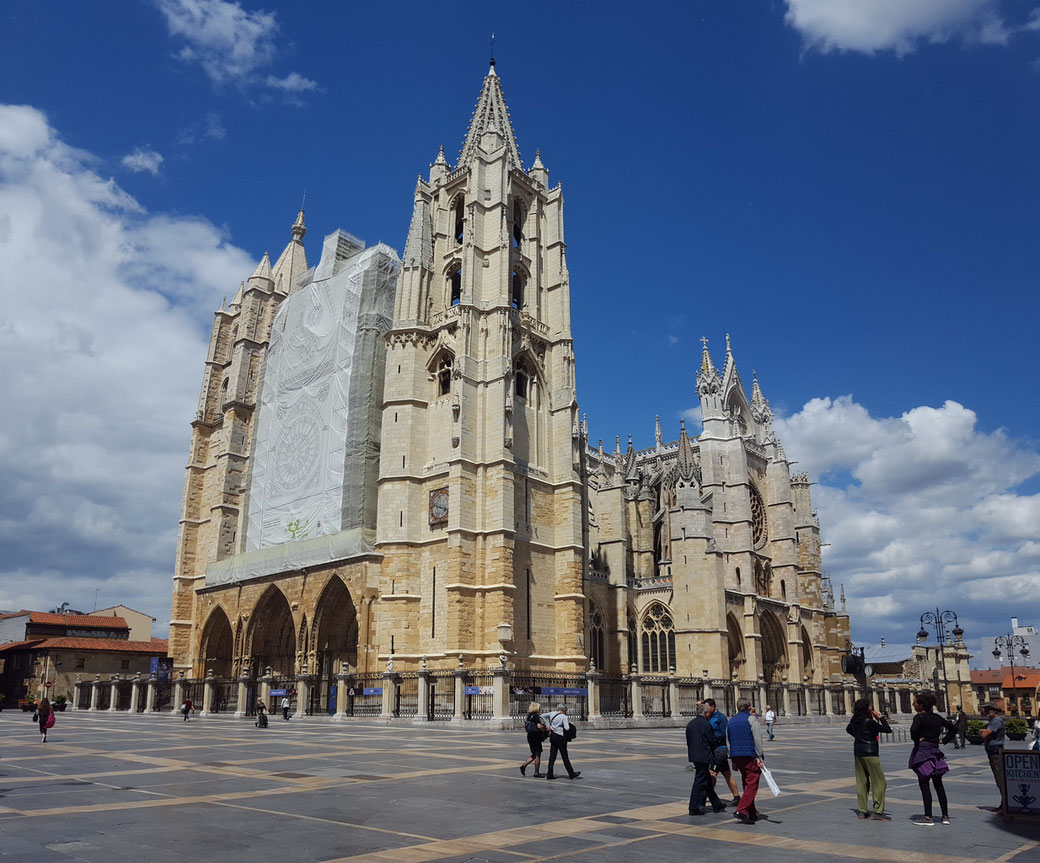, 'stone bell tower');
374,61,586,671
